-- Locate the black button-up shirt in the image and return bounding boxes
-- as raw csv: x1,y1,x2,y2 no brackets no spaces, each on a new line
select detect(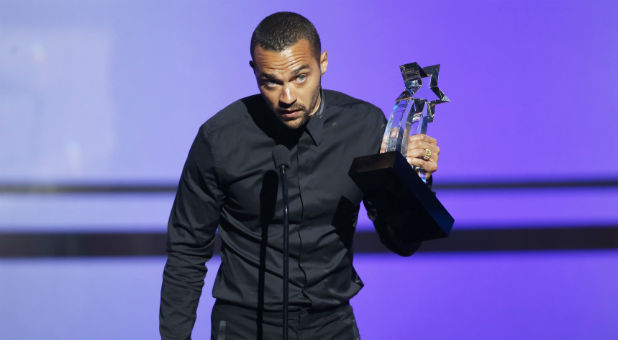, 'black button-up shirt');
160,90,423,339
